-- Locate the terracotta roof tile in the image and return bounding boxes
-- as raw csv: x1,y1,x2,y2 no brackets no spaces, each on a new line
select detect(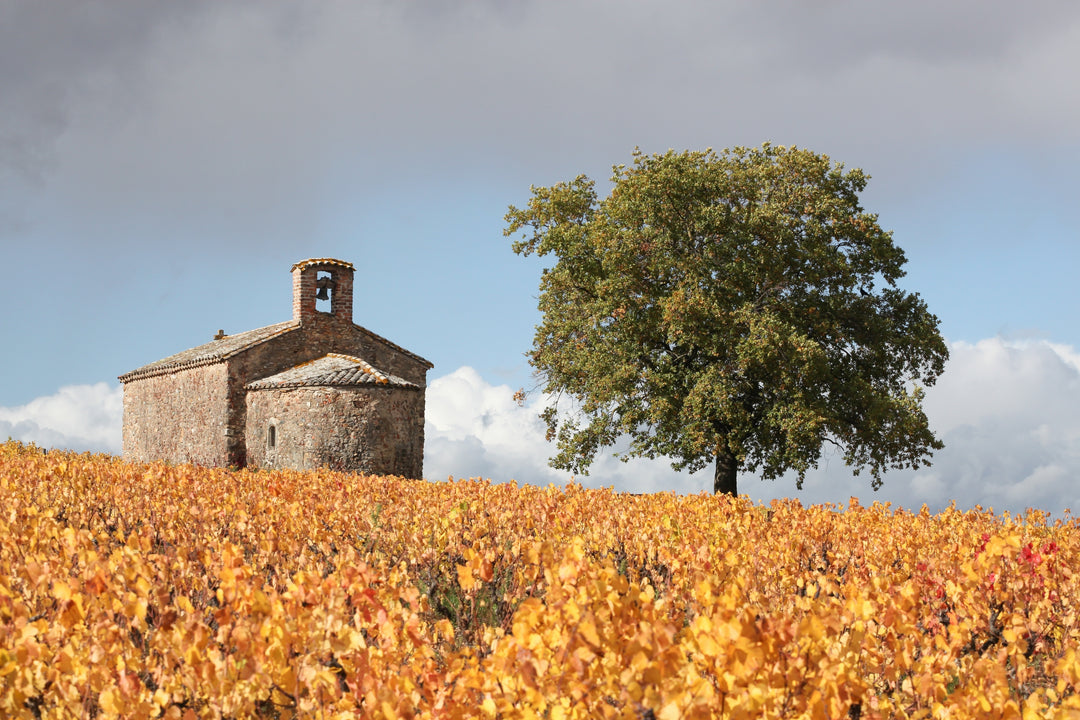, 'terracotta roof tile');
245,353,418,390
118,321,298,382
291,258,355,272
